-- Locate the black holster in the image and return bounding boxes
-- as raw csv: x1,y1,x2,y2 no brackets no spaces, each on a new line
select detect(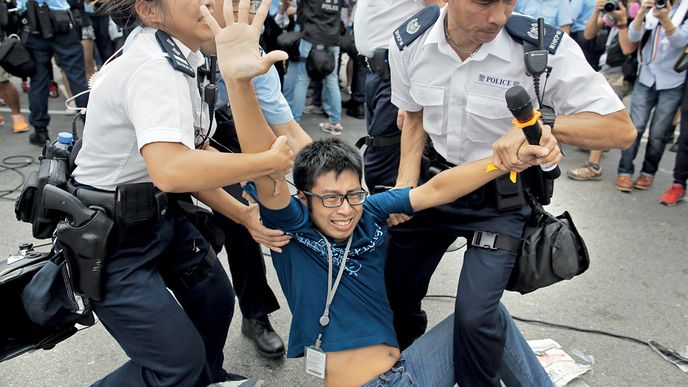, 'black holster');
369,48,390,80
56,210,113,301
